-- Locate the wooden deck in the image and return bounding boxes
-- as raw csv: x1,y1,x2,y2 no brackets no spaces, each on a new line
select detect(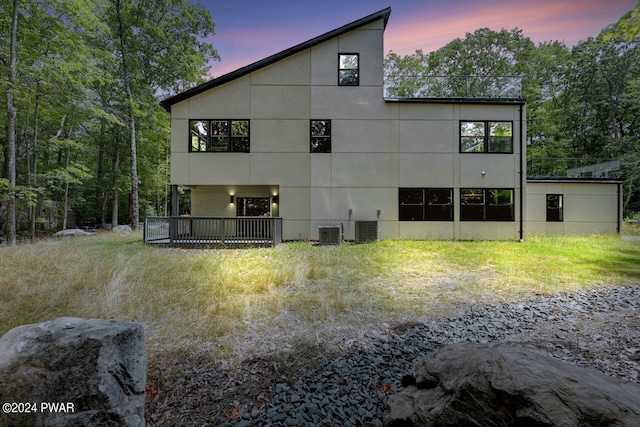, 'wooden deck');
144,216,283,247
